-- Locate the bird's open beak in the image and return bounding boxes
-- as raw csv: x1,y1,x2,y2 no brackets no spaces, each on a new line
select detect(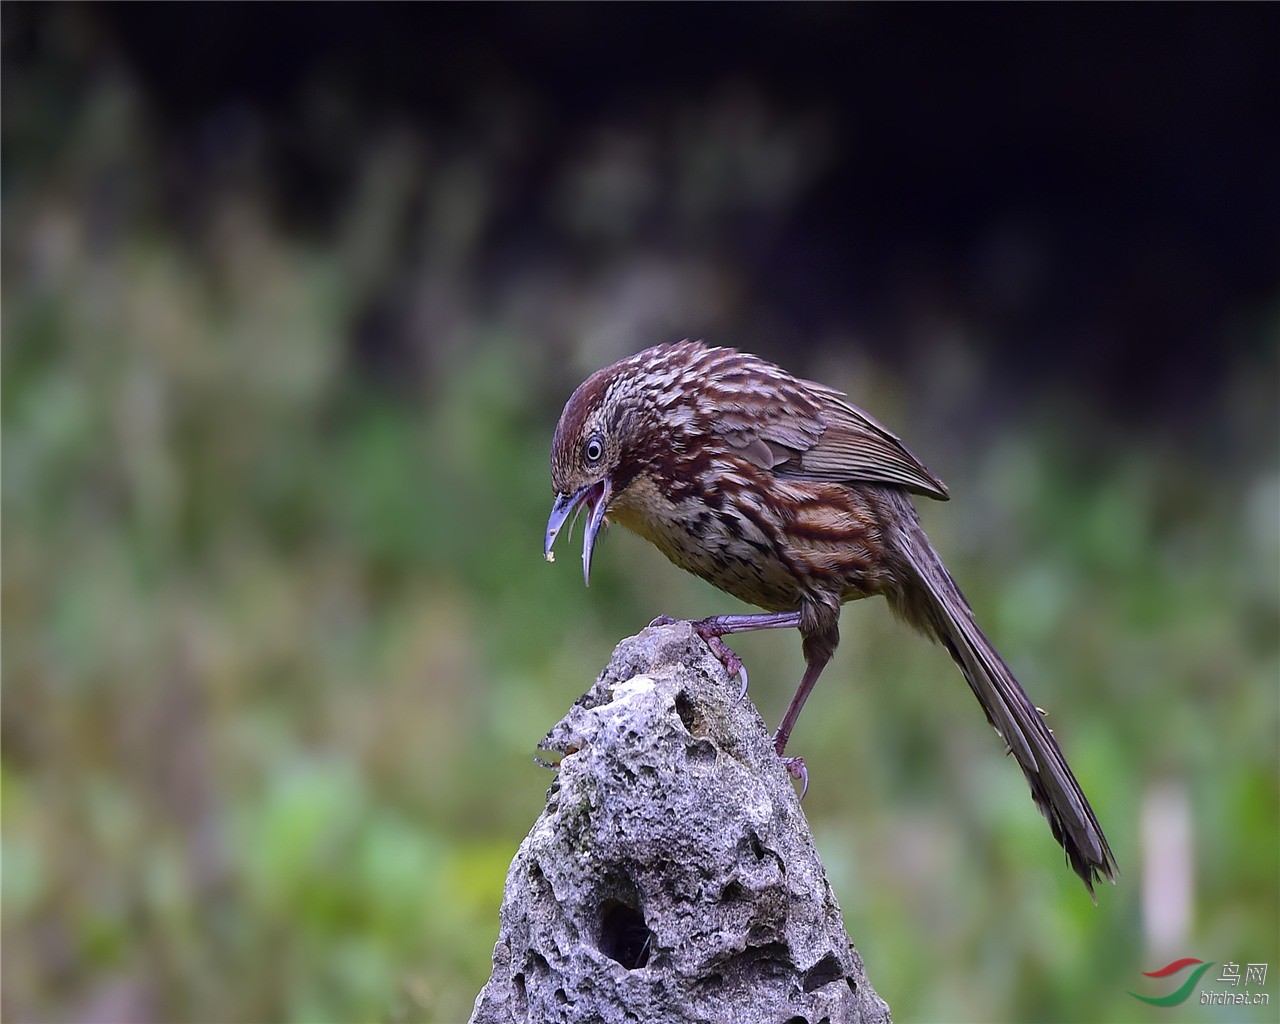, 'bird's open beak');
544,478,612,585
